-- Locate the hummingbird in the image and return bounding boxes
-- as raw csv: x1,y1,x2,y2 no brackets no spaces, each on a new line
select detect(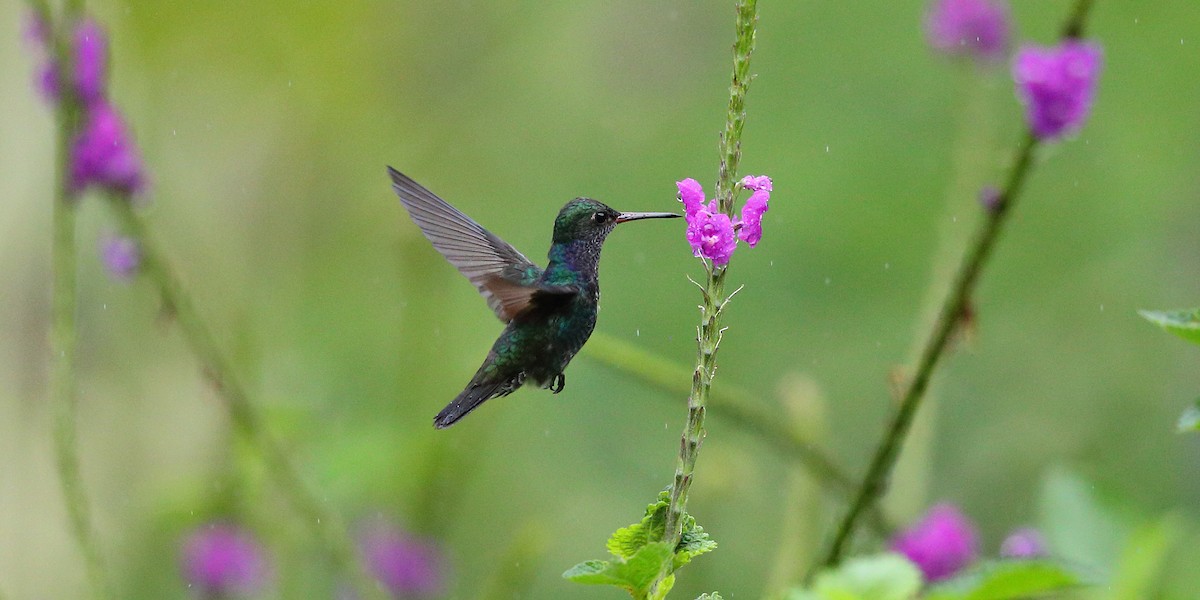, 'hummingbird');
388,167,680,429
